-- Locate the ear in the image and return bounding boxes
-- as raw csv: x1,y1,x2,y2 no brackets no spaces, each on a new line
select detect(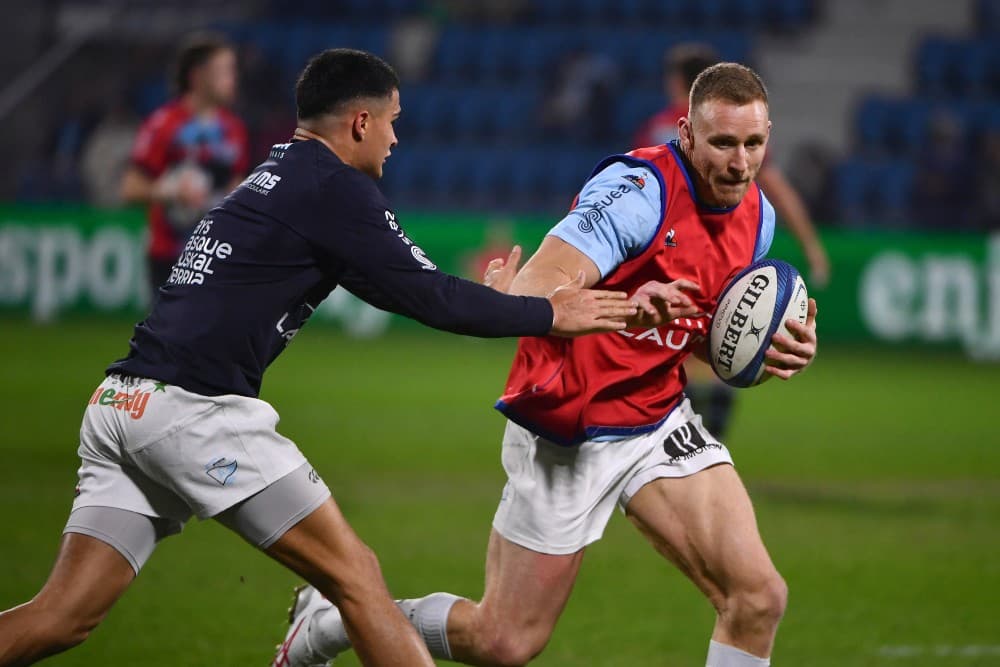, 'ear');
678,116,694,152
351,110,370,142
